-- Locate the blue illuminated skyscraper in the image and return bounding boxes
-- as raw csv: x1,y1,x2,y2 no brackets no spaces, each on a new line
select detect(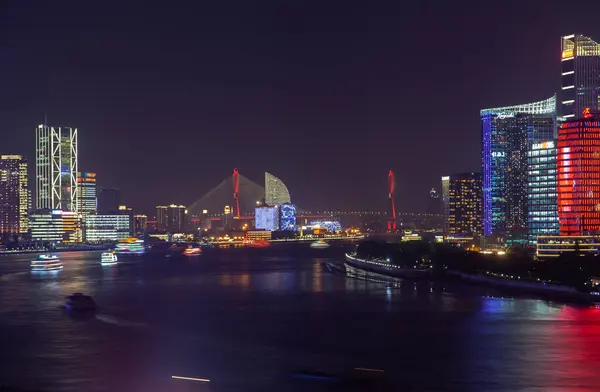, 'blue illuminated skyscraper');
481,96,556,240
